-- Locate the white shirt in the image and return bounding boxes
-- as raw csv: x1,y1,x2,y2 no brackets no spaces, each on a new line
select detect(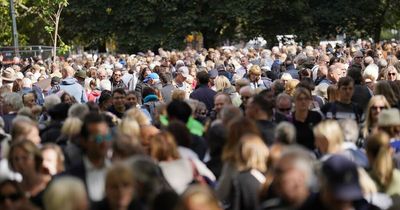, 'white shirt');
83,156,111,202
